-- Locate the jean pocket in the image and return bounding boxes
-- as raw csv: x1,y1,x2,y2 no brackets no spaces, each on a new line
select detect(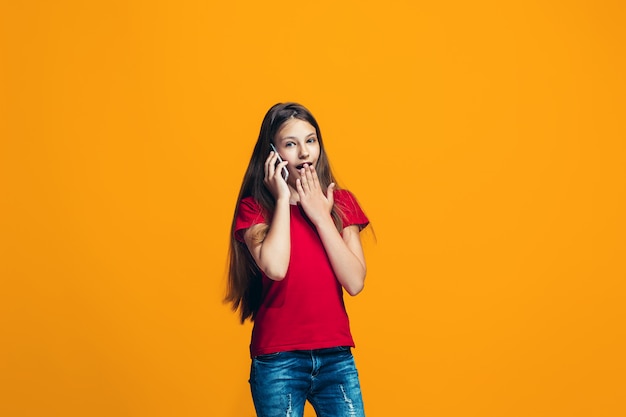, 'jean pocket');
253,351,282,362
325,346,352,356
